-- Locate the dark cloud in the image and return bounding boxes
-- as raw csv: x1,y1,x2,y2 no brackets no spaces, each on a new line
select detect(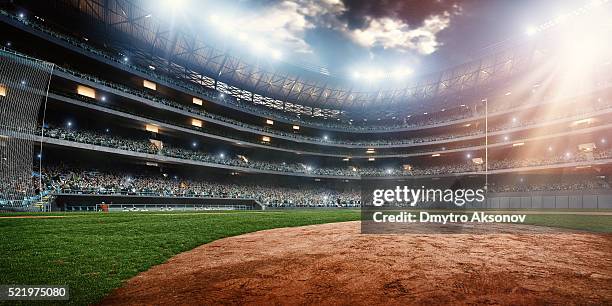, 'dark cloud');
341,0,460,29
